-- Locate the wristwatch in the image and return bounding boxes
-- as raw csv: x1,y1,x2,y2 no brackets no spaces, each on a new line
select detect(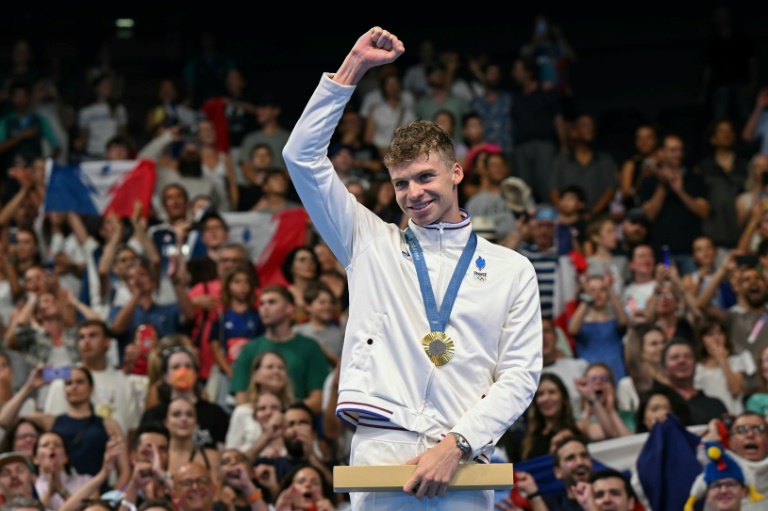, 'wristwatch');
450,432,472,460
